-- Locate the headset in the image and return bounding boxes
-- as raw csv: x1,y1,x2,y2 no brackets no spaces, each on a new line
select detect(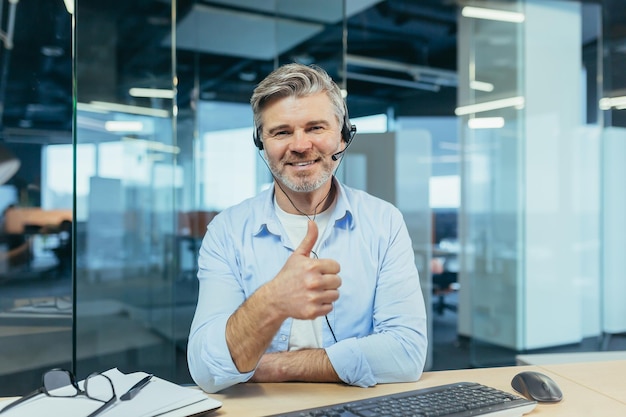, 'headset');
253,103,357,156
